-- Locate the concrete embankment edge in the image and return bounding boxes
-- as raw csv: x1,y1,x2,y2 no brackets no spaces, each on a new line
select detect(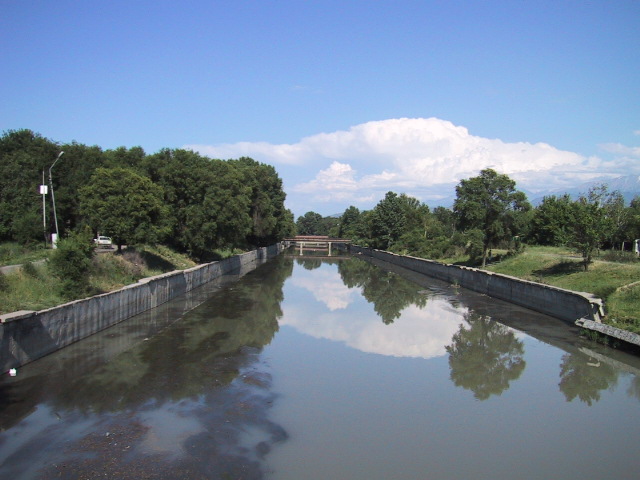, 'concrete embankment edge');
0,244,282,372
351,246,640,349
351,246,605,323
